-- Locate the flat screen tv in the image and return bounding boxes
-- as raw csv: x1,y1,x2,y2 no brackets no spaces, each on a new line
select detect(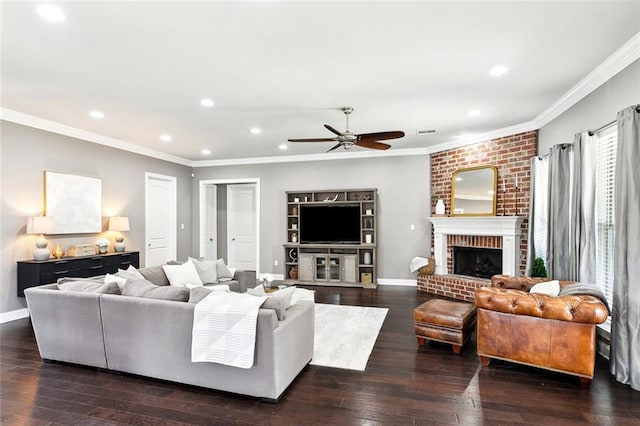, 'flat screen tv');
299,204,361,244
